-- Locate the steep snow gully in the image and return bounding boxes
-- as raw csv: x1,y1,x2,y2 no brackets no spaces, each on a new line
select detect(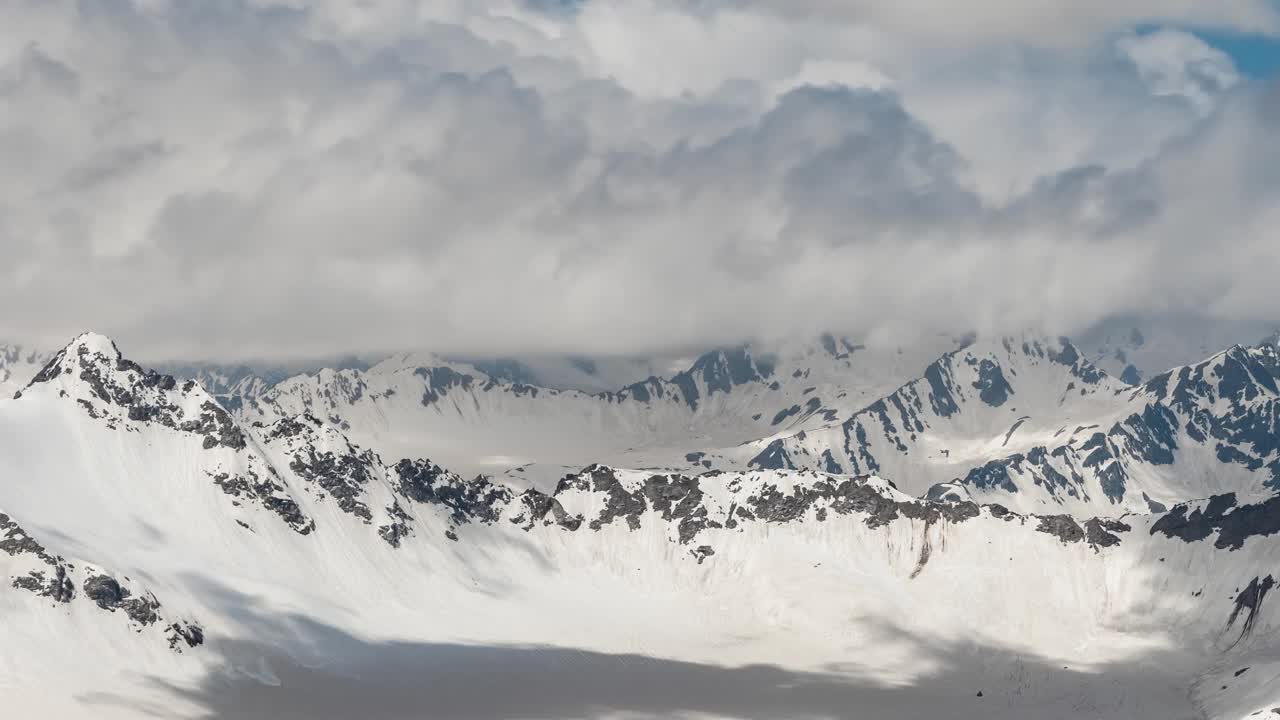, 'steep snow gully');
3,332,1280,718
